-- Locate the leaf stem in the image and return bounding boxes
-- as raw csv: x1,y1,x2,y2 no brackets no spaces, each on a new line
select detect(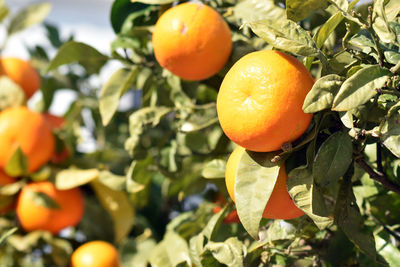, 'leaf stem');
355,157,400,195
